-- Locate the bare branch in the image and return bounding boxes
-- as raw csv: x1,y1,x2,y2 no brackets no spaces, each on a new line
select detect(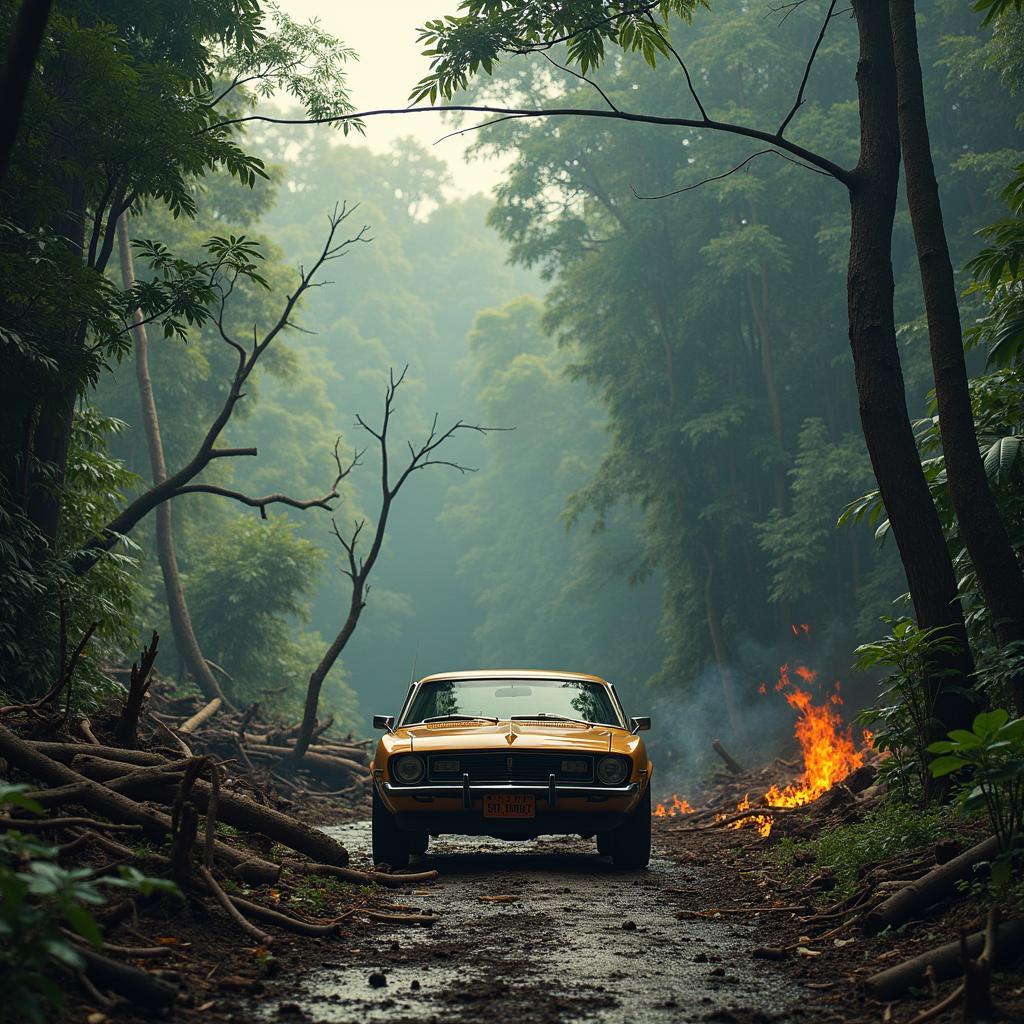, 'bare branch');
642,12,708,121
539,51,618,113
74,205,372,573
206,105,853,186
631,147,830,201
777,0,839,137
